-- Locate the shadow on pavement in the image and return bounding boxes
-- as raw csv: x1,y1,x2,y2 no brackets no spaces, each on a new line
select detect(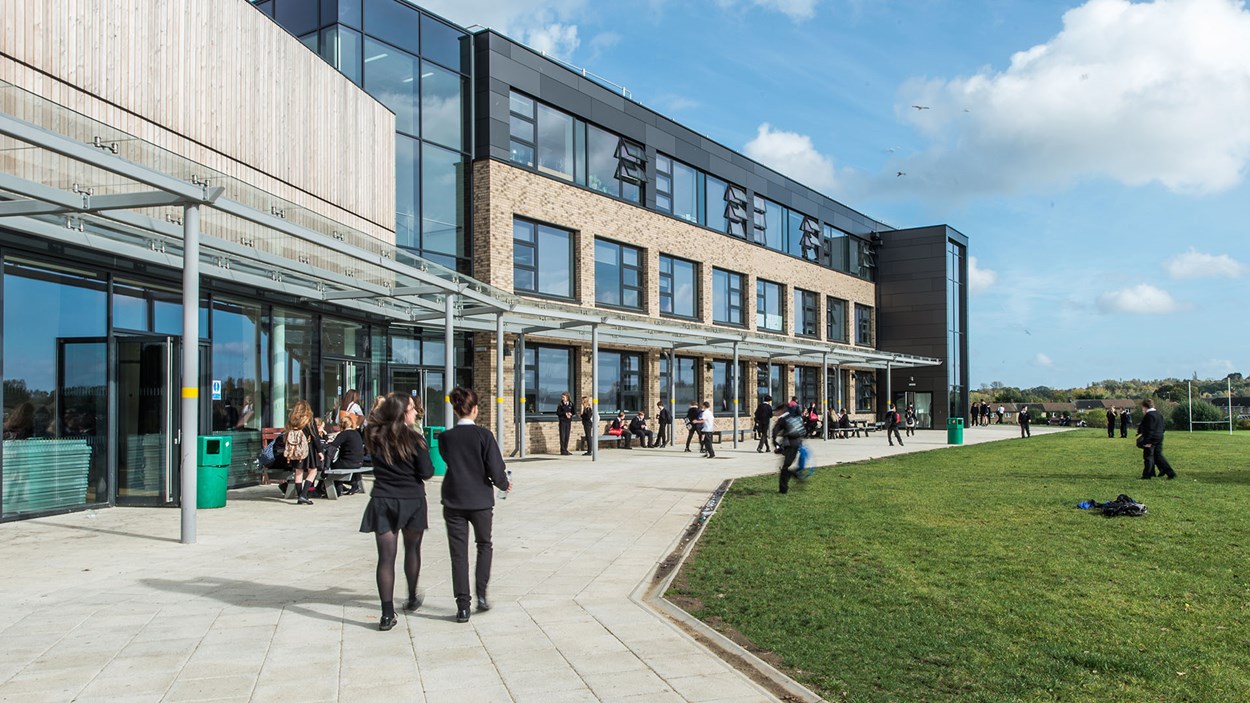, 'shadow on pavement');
140,576,377,629
34,520,181,544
